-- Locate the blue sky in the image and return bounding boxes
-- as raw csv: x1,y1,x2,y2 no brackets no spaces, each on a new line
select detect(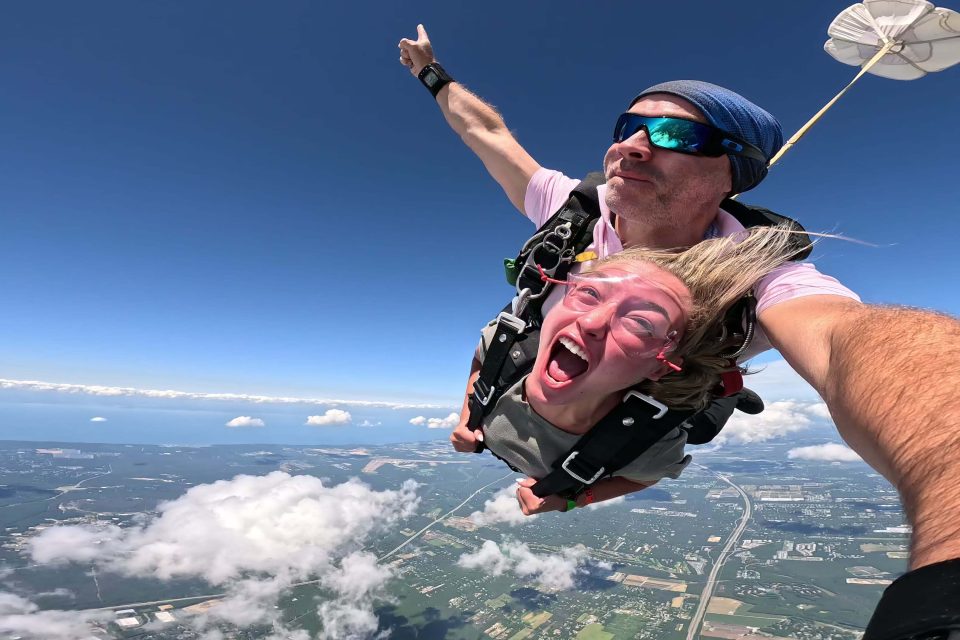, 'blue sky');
1,1,957,445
